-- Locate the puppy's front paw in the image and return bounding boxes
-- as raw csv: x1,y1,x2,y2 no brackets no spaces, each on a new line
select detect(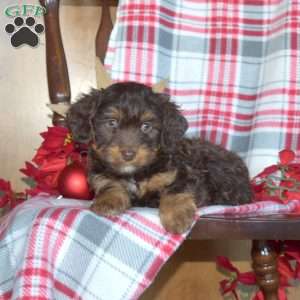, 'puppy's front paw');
91,189,130,216
159,193,197,234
